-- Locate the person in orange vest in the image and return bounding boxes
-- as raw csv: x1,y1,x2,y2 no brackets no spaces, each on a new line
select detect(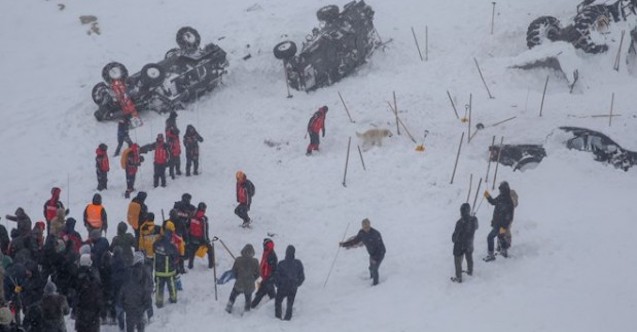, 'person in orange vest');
234,171,255,228
306,106,328,156
95,143,110,191
83,193,108,235
43,187,68,237
126,191,147,247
